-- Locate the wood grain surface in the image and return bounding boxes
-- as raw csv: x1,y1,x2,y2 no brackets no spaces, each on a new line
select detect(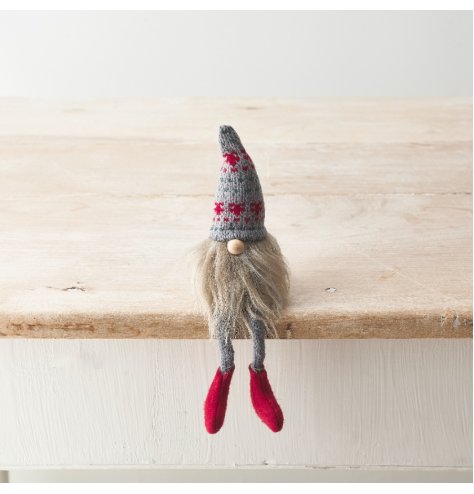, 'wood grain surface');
0,98,471,338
